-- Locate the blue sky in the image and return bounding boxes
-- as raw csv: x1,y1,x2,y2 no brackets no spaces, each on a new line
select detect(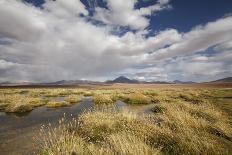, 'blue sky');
0,0,232,82
25,0,232,32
